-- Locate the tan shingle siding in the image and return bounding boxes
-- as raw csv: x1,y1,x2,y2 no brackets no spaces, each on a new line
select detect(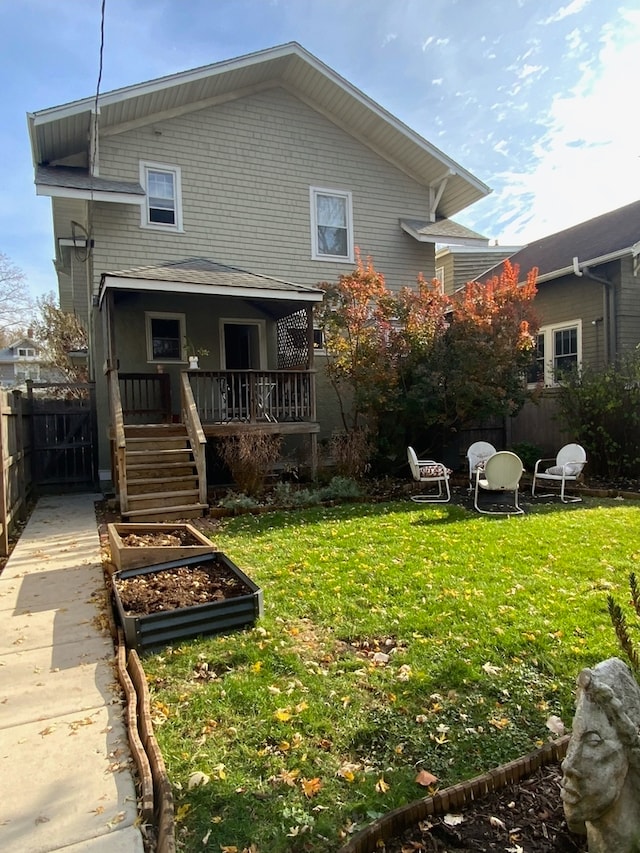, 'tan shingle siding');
94,87,435,294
